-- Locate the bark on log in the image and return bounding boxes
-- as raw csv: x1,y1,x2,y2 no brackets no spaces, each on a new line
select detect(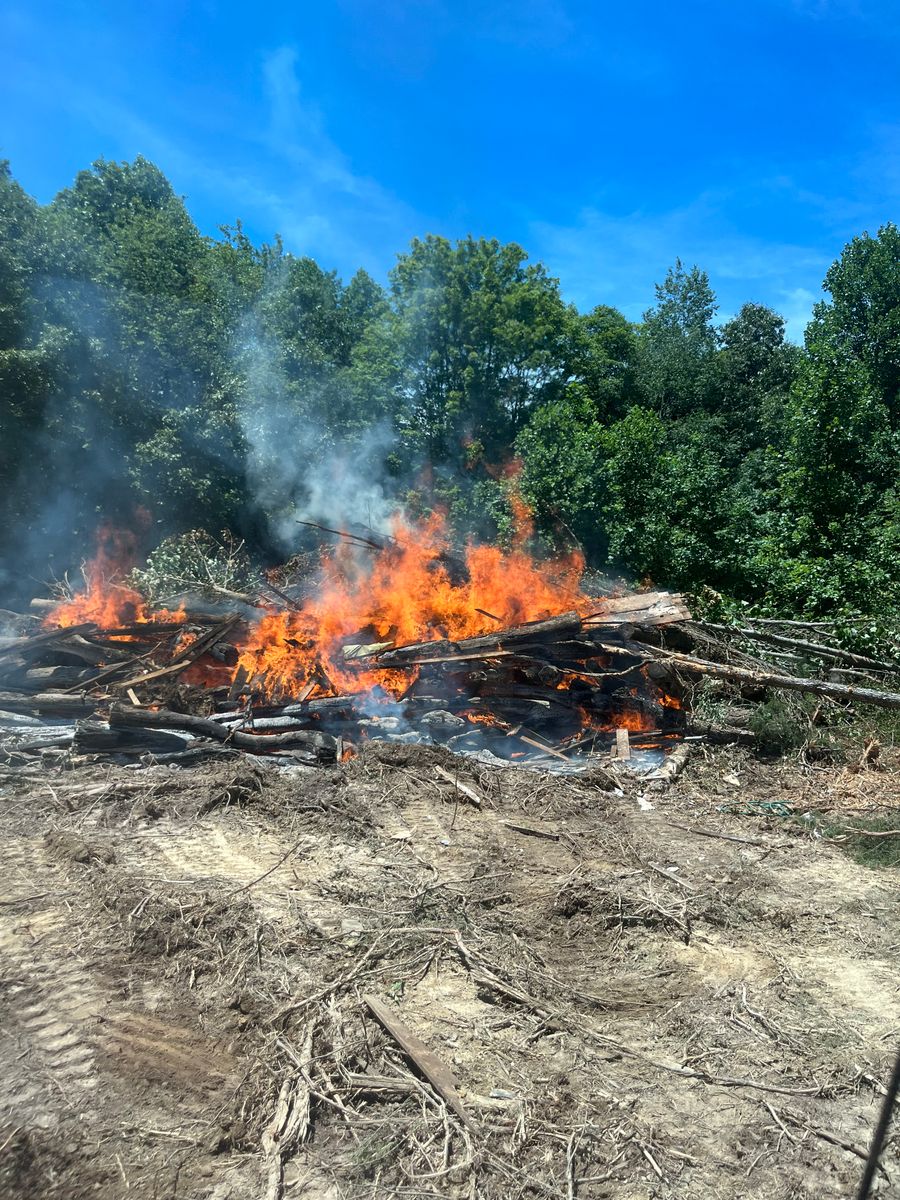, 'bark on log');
108,703,336,759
